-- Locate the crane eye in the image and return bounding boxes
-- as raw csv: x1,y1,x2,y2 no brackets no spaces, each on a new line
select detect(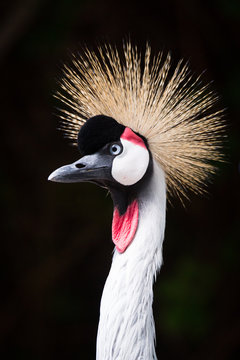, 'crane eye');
109,143,122,156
